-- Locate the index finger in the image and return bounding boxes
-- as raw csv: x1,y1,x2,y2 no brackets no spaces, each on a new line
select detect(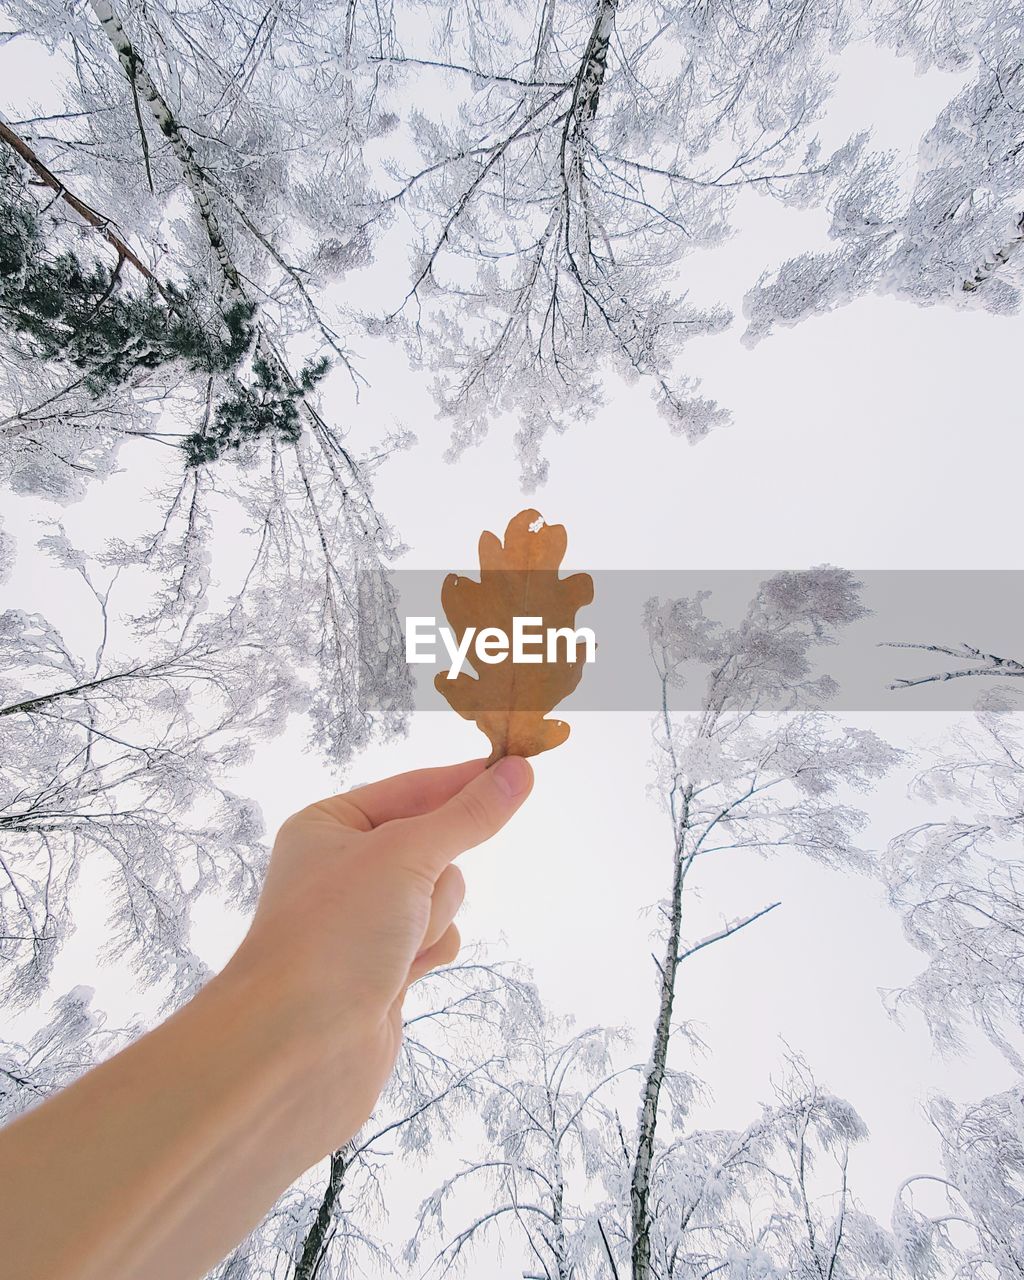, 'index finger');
334,758,490,829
